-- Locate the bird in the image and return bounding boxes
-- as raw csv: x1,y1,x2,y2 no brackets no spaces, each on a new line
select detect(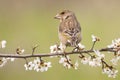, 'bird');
54,10,82,51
